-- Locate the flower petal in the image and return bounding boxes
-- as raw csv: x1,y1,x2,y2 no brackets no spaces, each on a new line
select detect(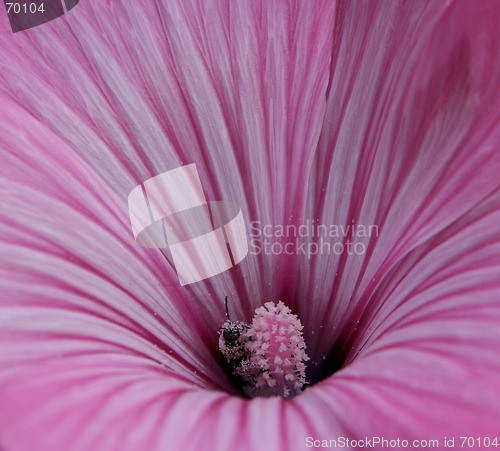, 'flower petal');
0,1,338,449
307,190,500,439
0,95,237,392
300,0,500,365
0,0,337,312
